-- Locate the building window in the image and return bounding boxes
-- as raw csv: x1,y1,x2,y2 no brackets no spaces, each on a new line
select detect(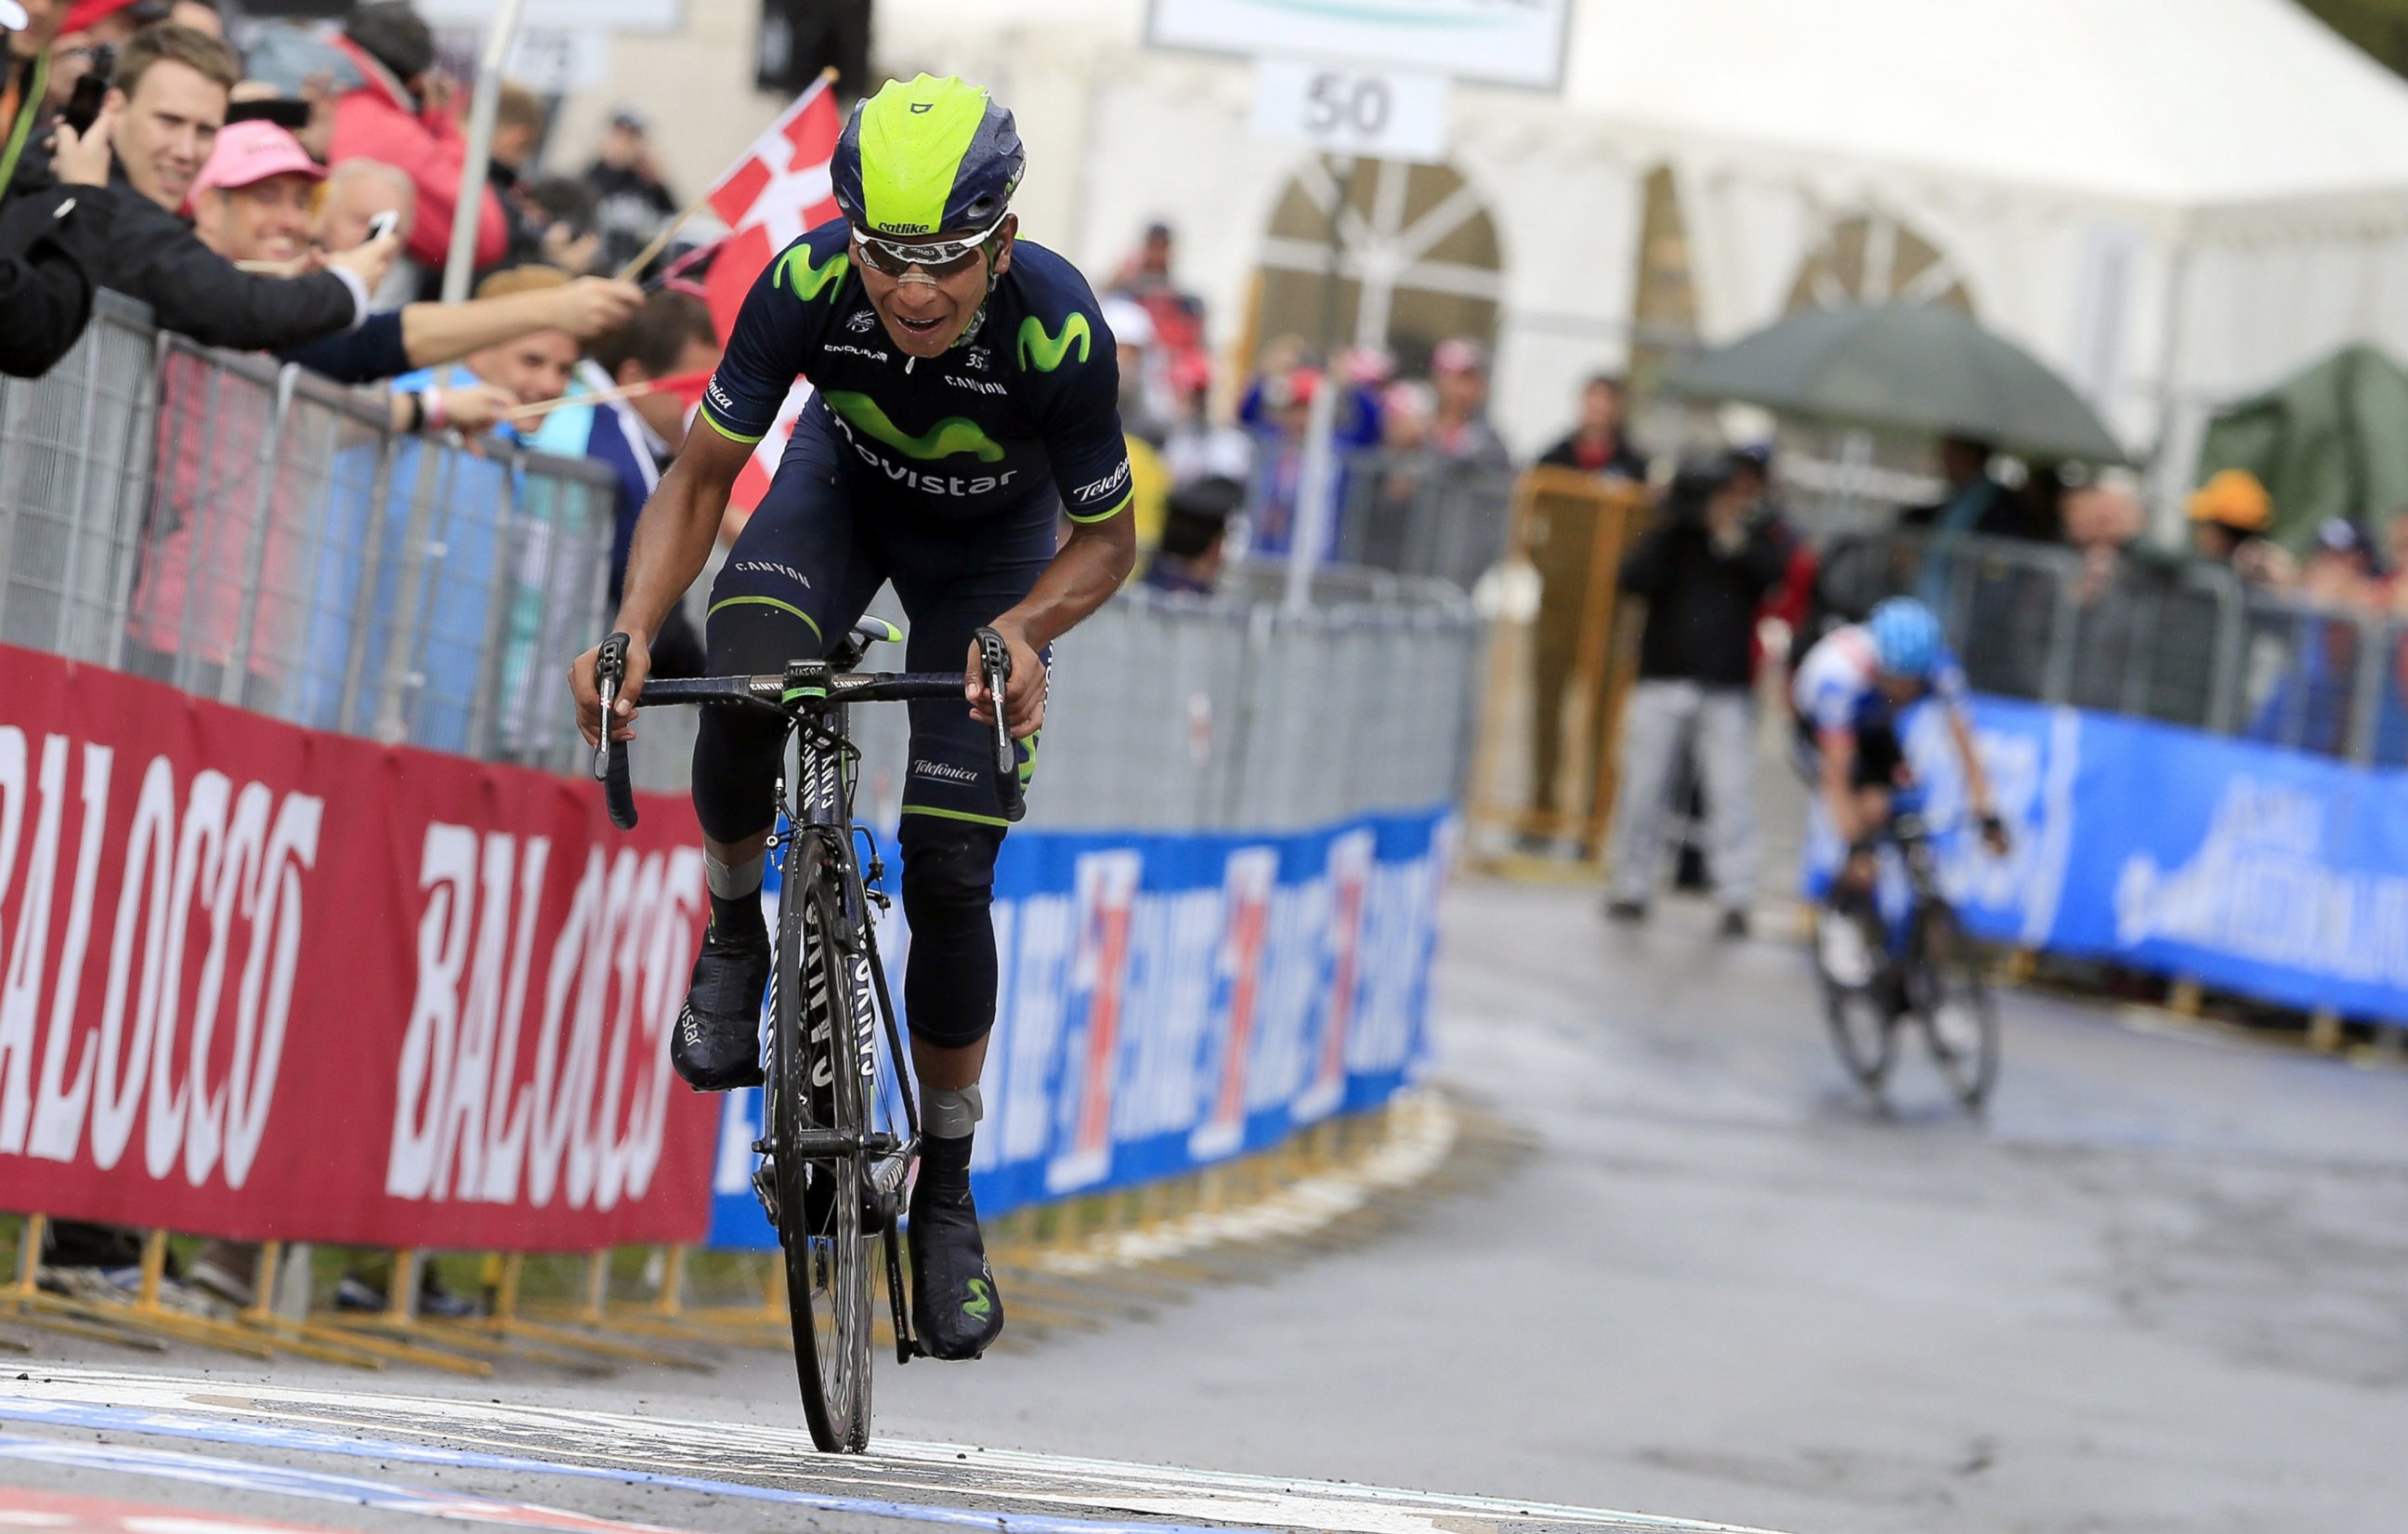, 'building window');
1786,210,1972,314
1253,155,1502,374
